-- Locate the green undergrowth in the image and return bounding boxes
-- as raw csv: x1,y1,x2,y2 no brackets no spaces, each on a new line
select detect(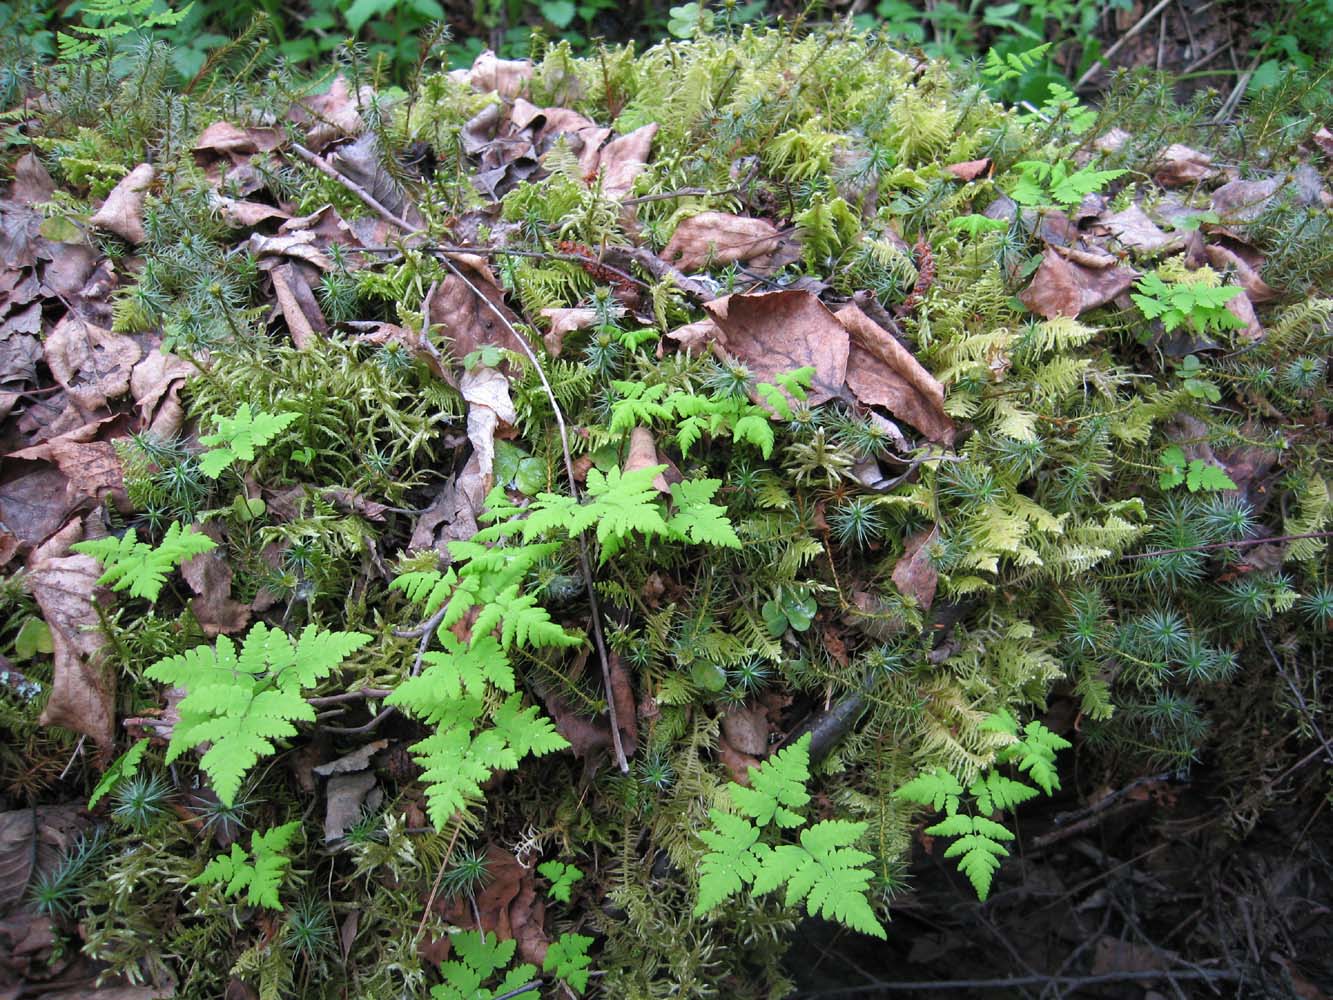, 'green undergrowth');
2,10,1332,1000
